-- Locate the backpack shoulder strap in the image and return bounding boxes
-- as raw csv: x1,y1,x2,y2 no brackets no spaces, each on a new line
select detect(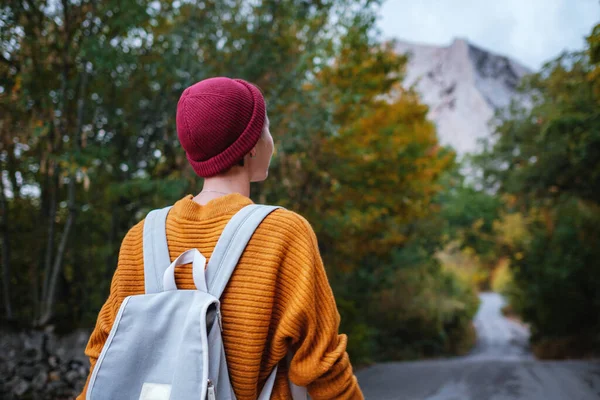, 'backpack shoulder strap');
206,204,281,298
142,206,173,294
207,204,308,400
